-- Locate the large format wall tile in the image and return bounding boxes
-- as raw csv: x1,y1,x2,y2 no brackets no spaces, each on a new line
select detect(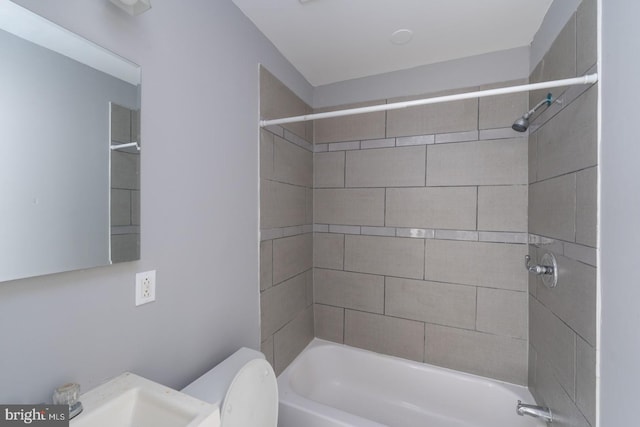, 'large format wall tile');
477,185,527,232
260,129,274,180
535,255,597,346
386,187,477,230
536,87,597,181
260,240,272,291
577,0,597,76
345,146,426,187
529,173,576,242
305,188,313,224
427,139,527,186
261,273,307,337
425,240,527,291
314,188,385,226
314,269,384,314
273,307,314,375
261,335,274,368
344,310,424,362
314,304,344,343
576,336,596,426
529,16,577,107
272,233,312,284
424,324,528,385
305,269,313,307
313,233,344,270
387,90,478,137
260,68,314,378
274,136,313,187
479,79,529,130
576,166,597,247
261,179,307,229
532,355,591,427
528,132,538,184
476,288,527,339
345,235,425,279
530,298,576,399
314,151,345,188
527,11,598,424
304,68,601,393
385,277,476,329
260,66,311,141
314,100,386,143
